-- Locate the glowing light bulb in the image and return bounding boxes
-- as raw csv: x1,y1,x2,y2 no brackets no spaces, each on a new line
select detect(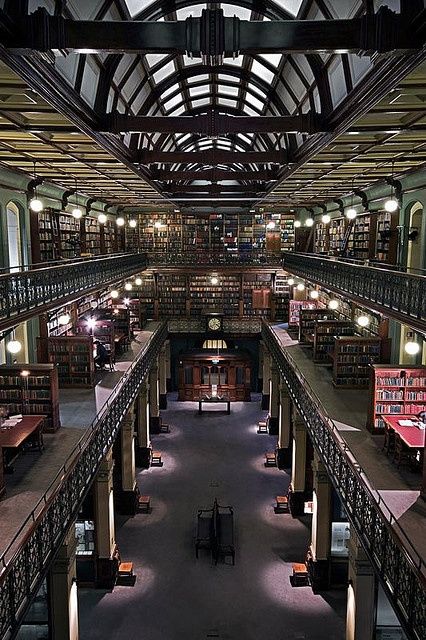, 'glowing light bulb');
123,297,130,305
58,313,71,326
20,370,30,377
135,277,142,286
129,219,137,228
296,283,305,291
322,214,331,224
328,299,339,310
211,276,219,285
384,198,399,213
404,341,420,355
266,221,276,229
357,315,370,327
98,213,107,224
154,221,163,229
87,318,96,330
287,278,295,286
72,207,83,219
294,220,301,228
110,290,119,299
124,282,133,291
310,290,319,300
345,208,357,220
7,340,22,354
29,197,43,213
116,216,125,226
305,218,314,227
